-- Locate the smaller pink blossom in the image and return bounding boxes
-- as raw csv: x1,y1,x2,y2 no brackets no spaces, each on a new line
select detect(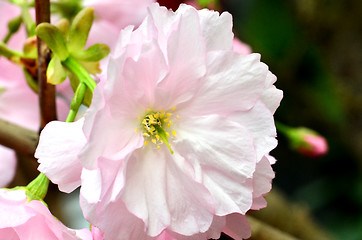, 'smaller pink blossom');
297,134,328,157
280,125,328,158
0,189,92,239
